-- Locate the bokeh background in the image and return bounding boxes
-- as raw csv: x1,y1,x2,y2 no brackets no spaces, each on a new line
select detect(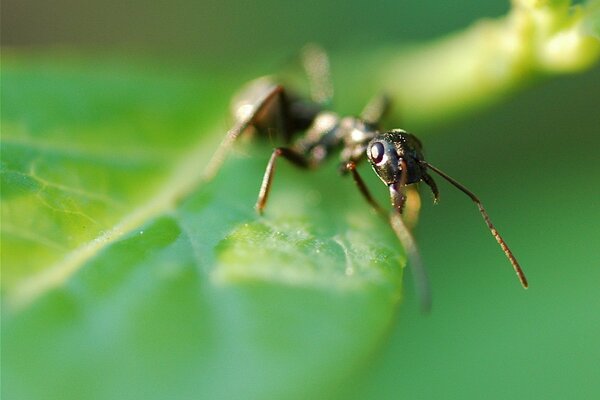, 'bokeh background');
3,0,599,399
4,0,509,66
